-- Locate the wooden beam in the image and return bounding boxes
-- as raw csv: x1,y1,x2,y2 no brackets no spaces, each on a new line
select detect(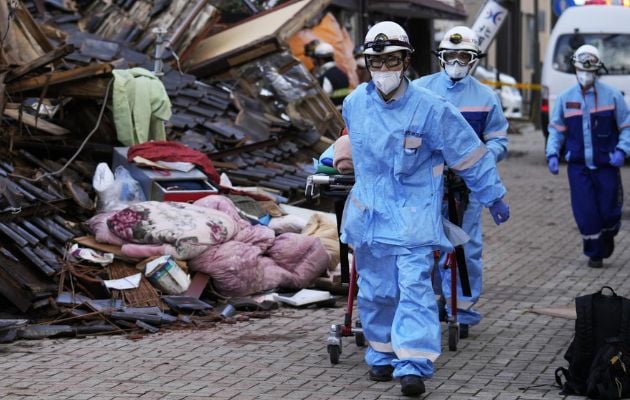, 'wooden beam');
6,64,113,94
13,5,55,53
6,44,76,82
0,71,6,116
3,108,71,136
50,77,112,98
